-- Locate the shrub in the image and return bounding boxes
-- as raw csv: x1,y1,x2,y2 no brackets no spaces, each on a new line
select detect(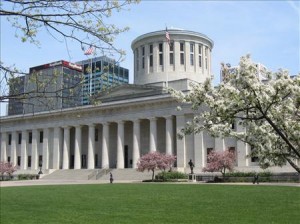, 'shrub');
156,171,188,181
18,174,38,180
